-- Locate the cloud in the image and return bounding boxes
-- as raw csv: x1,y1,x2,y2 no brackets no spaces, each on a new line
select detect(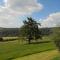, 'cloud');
7,0,43,15
40,12,60,27
0,0,43,28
